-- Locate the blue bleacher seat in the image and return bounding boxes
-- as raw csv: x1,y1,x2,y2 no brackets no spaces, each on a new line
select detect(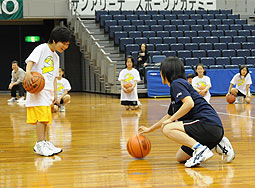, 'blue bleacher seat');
184,10,196,14
184,65,193,69
164,14,177,20
108,10,121,16
222,49,236,57
202,14,214,20
222,19,234,25
177,50,192,58
114,31,128,45
211,30,224,37
216,57,231,65
104,20,117,32
177,25,190,31
119,38,133,52
96,10,108,22
209,65,224,69
190,14,202,20
235,19,247,25
227,14,239,19
158,20,170,25
149,37,162,45
209,19,221,25
157,31,169,38
164,25,176,31
191,37,205,43
170,43,184,51
131,20,144,26
225,64,239,69
251,30,255,36
199,43,213,50
131,51,138,65
207,50,221,58
196,10,207,14
208,10,220,14
171,10,183,14
171,31,184,38
125,44,139,56
113,15,125,21
236,49,250,57
129,31,142,38
134,10,146,15
178,14,189,20
152,15,164,20
219,36,232,43
185,57,199,66
190,25,203,31
144,20,157,26
229,24,242,30
238,30,251,36
242,24,255,30
185,43,199,50
100,15,112,27
137,25,150,32
217,24,229,30
228,42,241,50
183,19,196,25
147,44,154,51
159,10,171,15
146,10,159,15
200,57,215,66
134,37,148,45
163,37,176,44
155,44,169,52
214,43,227,50
139,15,151,21
148,51,161,62
225,30,237,36
123,25,136,32
215,14,227,19
246,64,254,68
152,55,166,63
121,10,134,16
184,31,197,37
204,25,217,31
231,57,245,65
251,49,255,56
233,36,246,43
246,56,255,65
242,42,255,50
197,30,210,37
178,37,191,44
142,31,156,38
197,19,209,25
192,50,206,58
205,36,219,43
109,25,122,39
162,50,176,57
171,20,183,25
150,25,163,32
220,10,232,14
